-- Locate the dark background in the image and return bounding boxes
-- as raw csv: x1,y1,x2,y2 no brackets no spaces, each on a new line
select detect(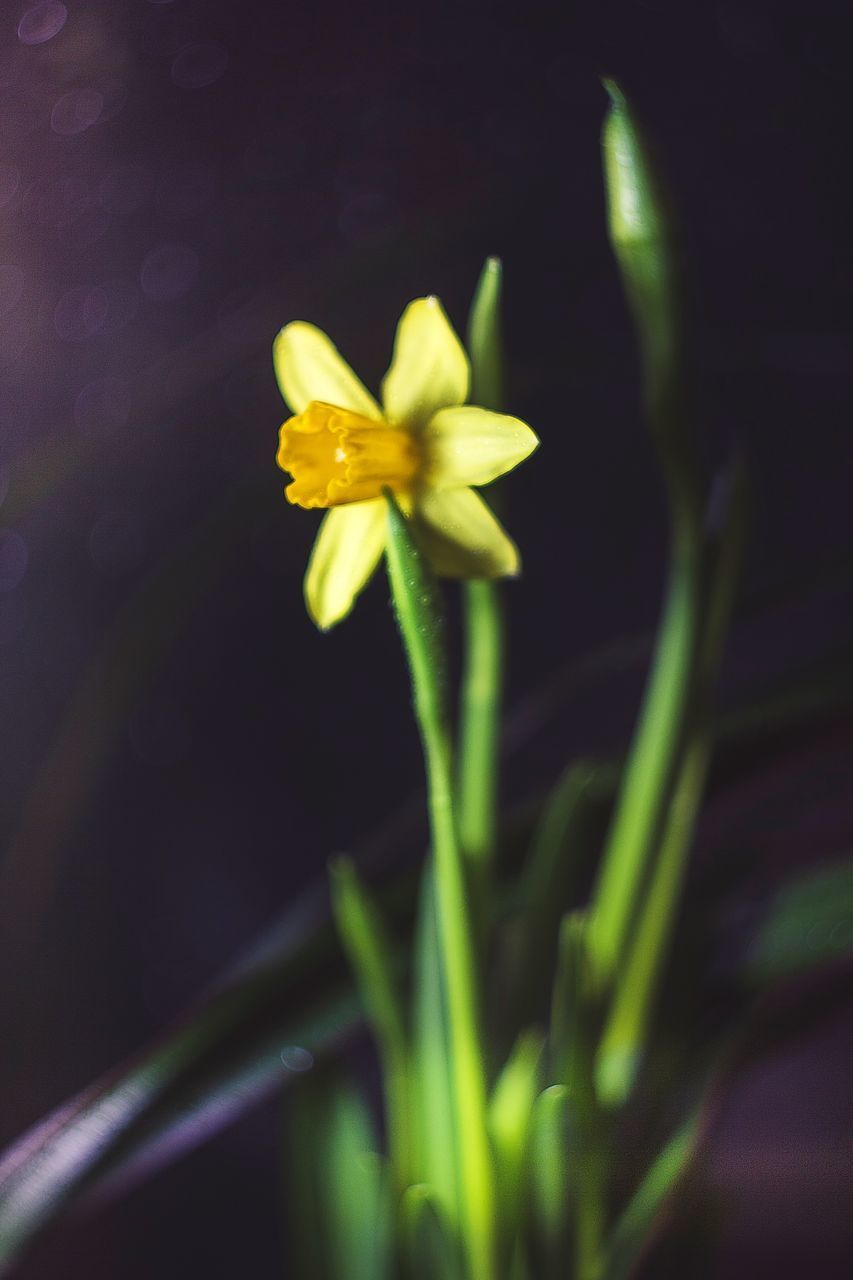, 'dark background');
0,0,851,1275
